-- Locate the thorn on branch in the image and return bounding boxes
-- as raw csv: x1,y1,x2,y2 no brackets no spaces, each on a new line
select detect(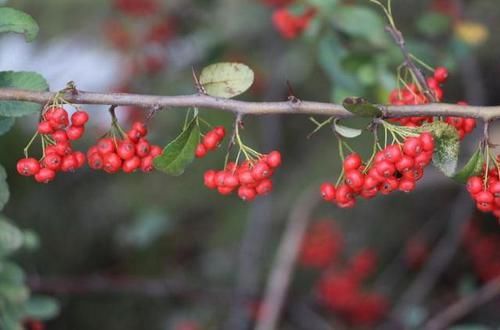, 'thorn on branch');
286,81,301,105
